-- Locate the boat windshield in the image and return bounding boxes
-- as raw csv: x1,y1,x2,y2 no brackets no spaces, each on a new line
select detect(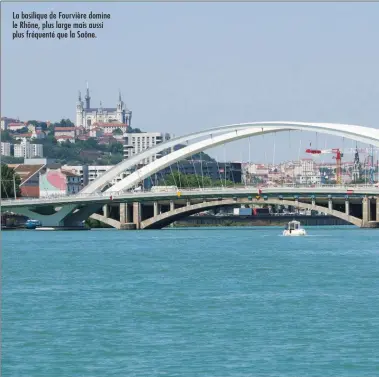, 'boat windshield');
288,221,300,230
